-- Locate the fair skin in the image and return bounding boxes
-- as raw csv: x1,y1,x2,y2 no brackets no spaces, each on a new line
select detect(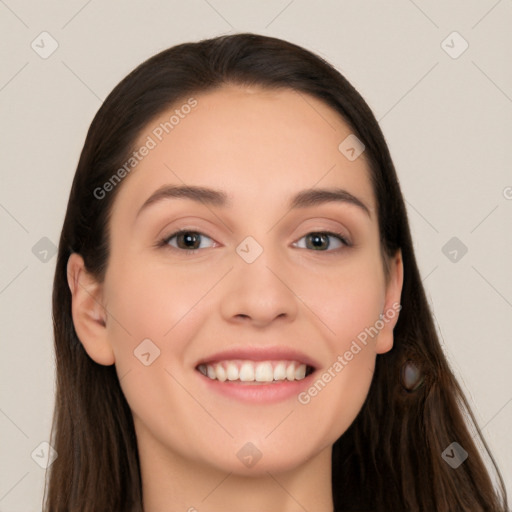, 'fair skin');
67,85,403,512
